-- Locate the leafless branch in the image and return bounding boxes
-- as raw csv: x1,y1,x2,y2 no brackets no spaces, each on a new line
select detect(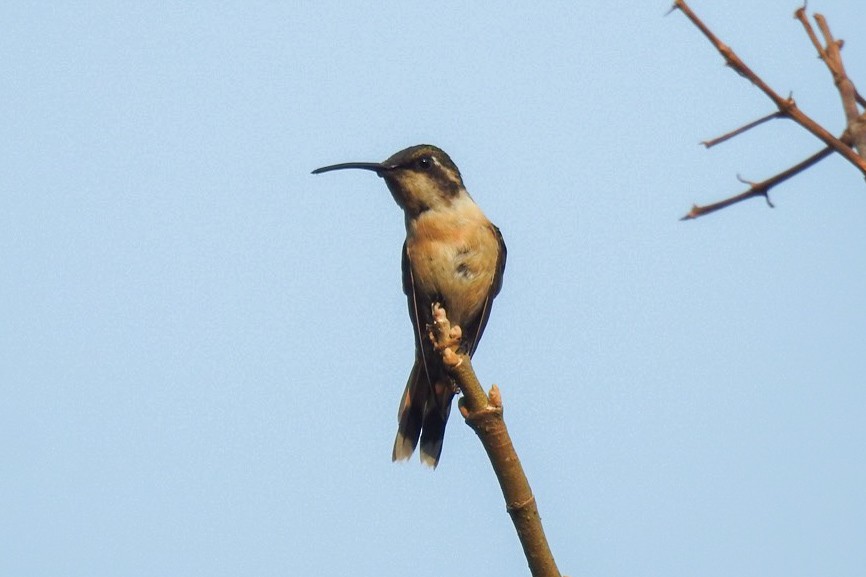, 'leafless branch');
429,304,562,577
701,112,785,149
672,0,866,219
795,7,866,156
681,146,834,219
